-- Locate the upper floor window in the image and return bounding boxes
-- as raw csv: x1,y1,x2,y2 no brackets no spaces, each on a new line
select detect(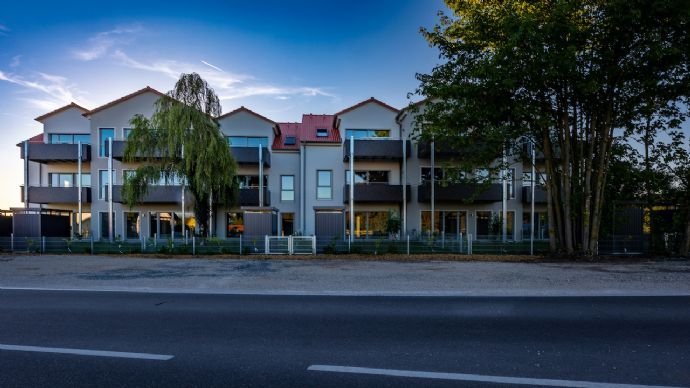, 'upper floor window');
99,128,114,157
284,136,297,145
316,170,332,200
421,167,467,184
123,128,133,139
49,172,91,187
345,129,391,139
316,128,328,137
281,175,295,201
49,134,90,144
236,175,269,189
227,136,269,148
345,170,389,184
